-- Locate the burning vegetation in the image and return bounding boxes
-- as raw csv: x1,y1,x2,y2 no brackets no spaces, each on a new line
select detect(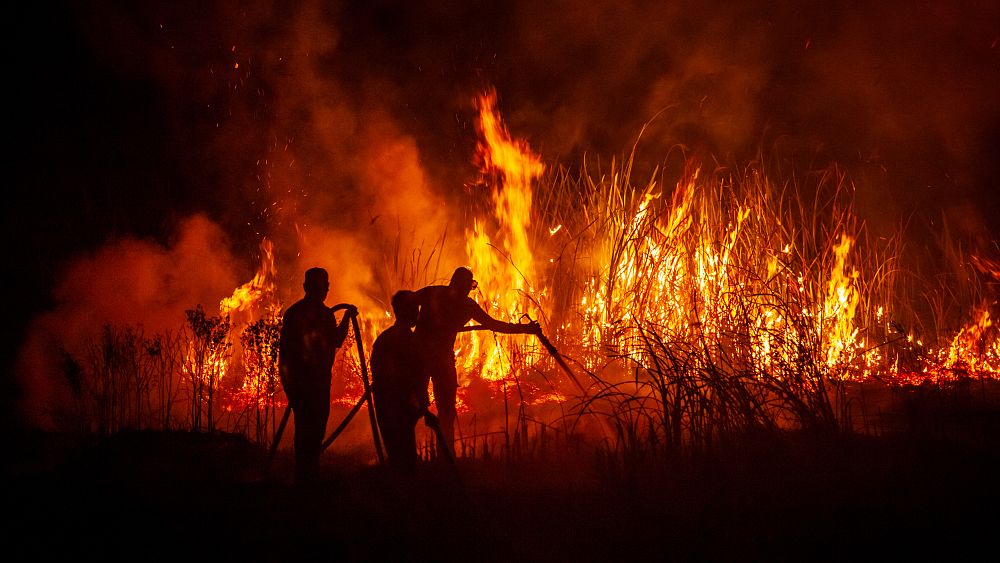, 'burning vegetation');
30,88,999,465
10,5,1000,561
